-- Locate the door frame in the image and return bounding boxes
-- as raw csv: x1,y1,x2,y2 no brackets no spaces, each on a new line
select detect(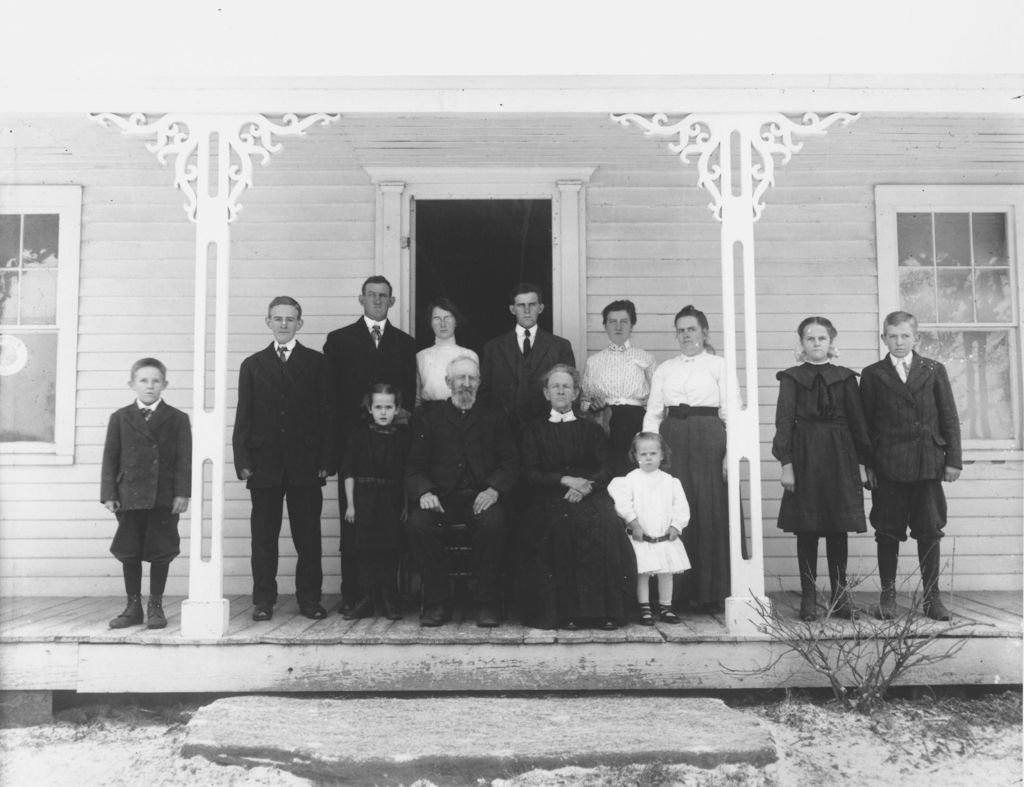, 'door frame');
363,166,596,358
